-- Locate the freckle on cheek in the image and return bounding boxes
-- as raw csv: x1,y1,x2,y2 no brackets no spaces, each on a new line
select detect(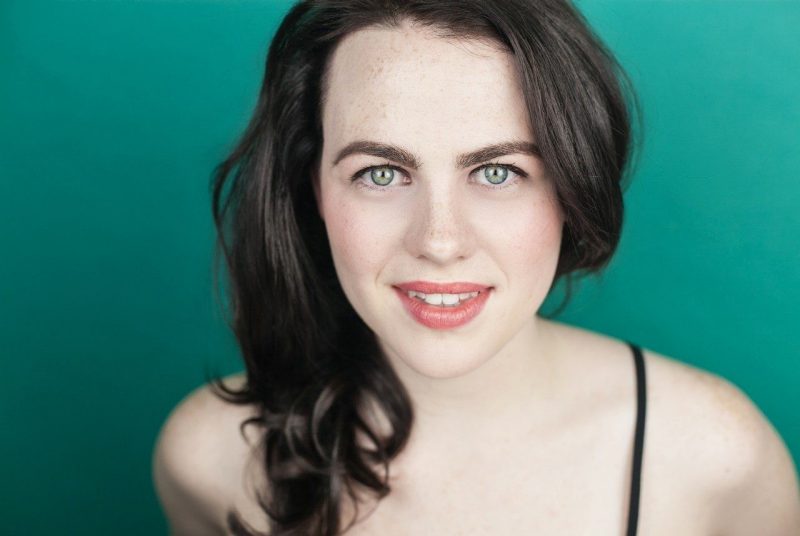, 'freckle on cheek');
329,217,362,261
